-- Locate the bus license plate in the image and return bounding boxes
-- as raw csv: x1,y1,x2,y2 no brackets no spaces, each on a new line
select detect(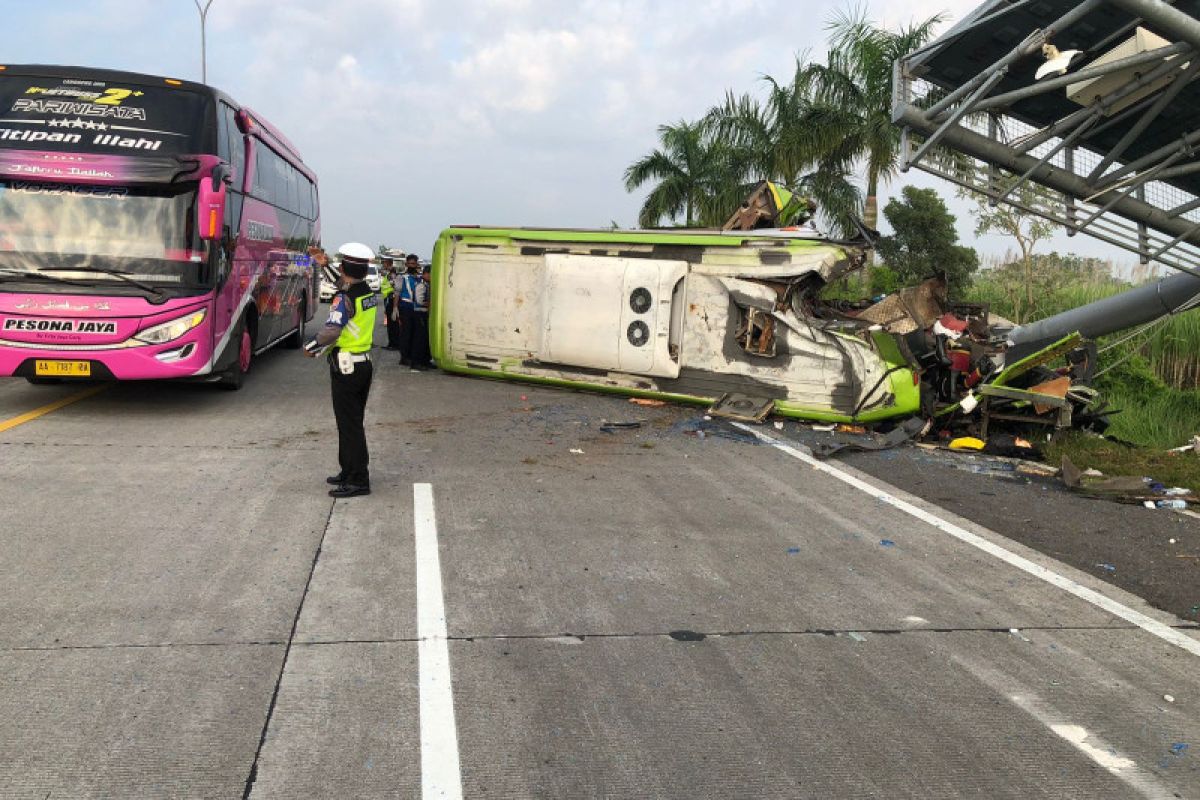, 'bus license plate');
35,360,91,377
